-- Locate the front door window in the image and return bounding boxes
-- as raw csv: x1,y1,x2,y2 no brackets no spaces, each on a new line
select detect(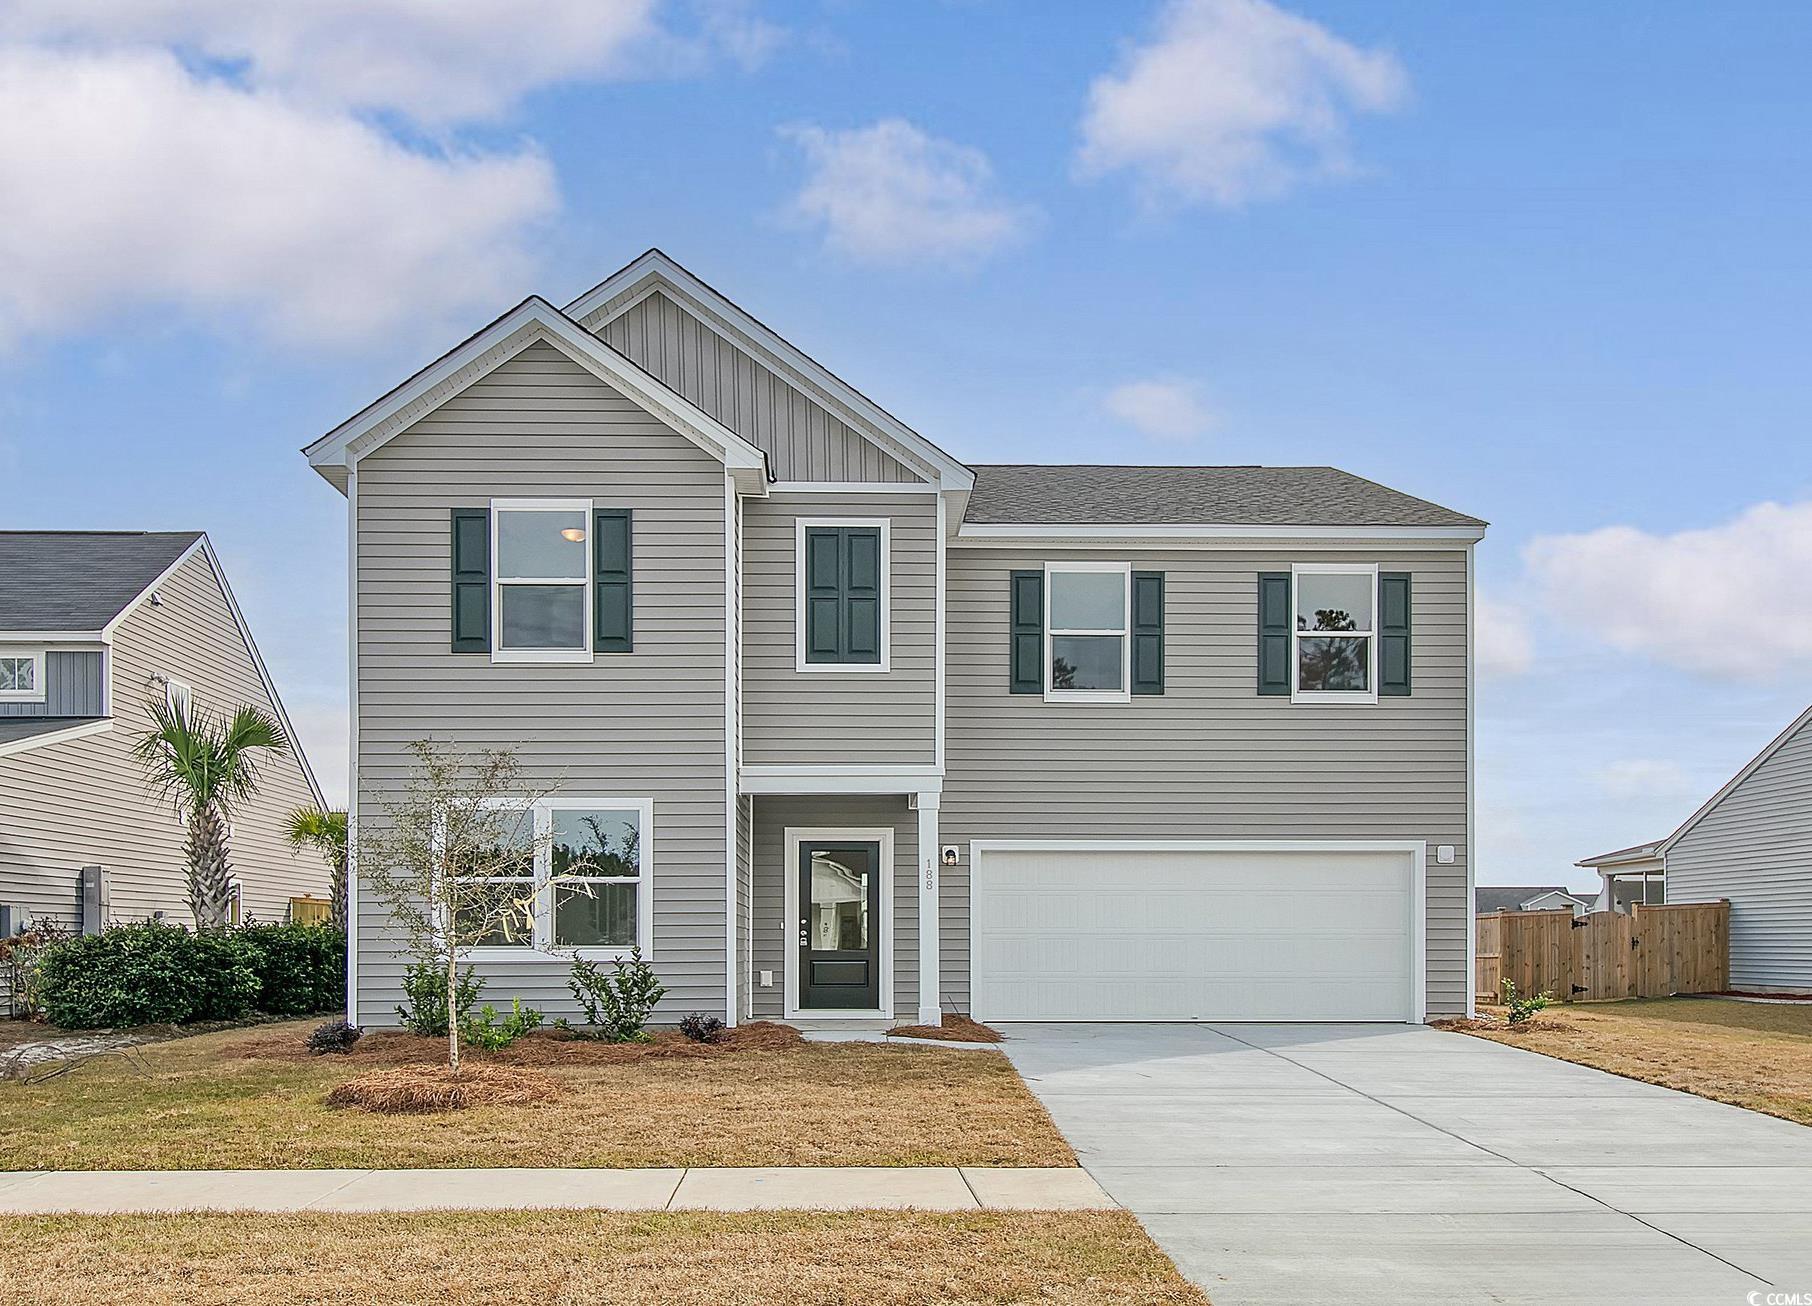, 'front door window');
798,841,881,1010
